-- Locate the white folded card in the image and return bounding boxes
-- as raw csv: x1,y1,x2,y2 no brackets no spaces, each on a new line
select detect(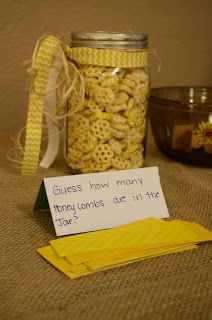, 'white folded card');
34,167,169,236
